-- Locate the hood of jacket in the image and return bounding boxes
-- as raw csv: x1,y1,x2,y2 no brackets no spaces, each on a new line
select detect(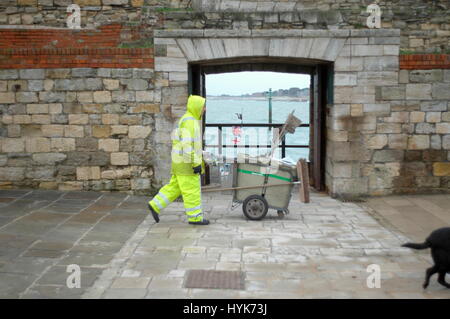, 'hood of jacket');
186,95,206,120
